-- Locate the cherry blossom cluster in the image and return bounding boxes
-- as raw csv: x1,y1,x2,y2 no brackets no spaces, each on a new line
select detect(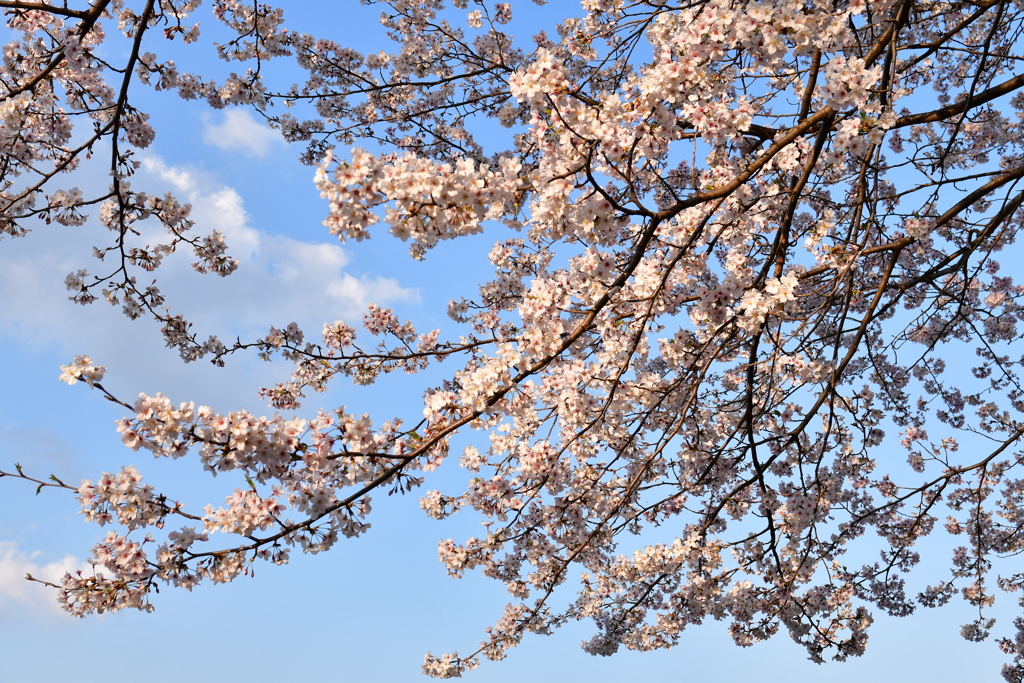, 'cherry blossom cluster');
58,355,107,387
77,465,164,529
315,148,523,256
